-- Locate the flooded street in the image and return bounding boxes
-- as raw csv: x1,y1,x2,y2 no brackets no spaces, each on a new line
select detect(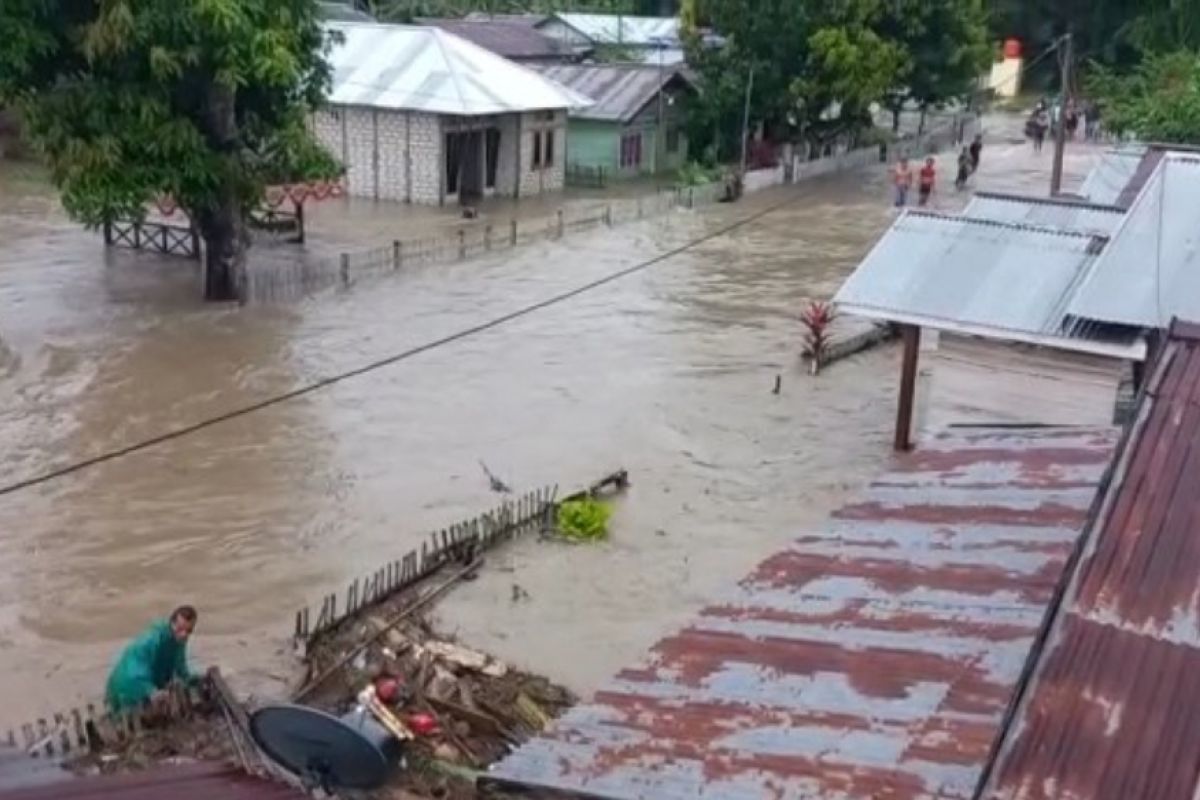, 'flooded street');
0,117,1100,721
